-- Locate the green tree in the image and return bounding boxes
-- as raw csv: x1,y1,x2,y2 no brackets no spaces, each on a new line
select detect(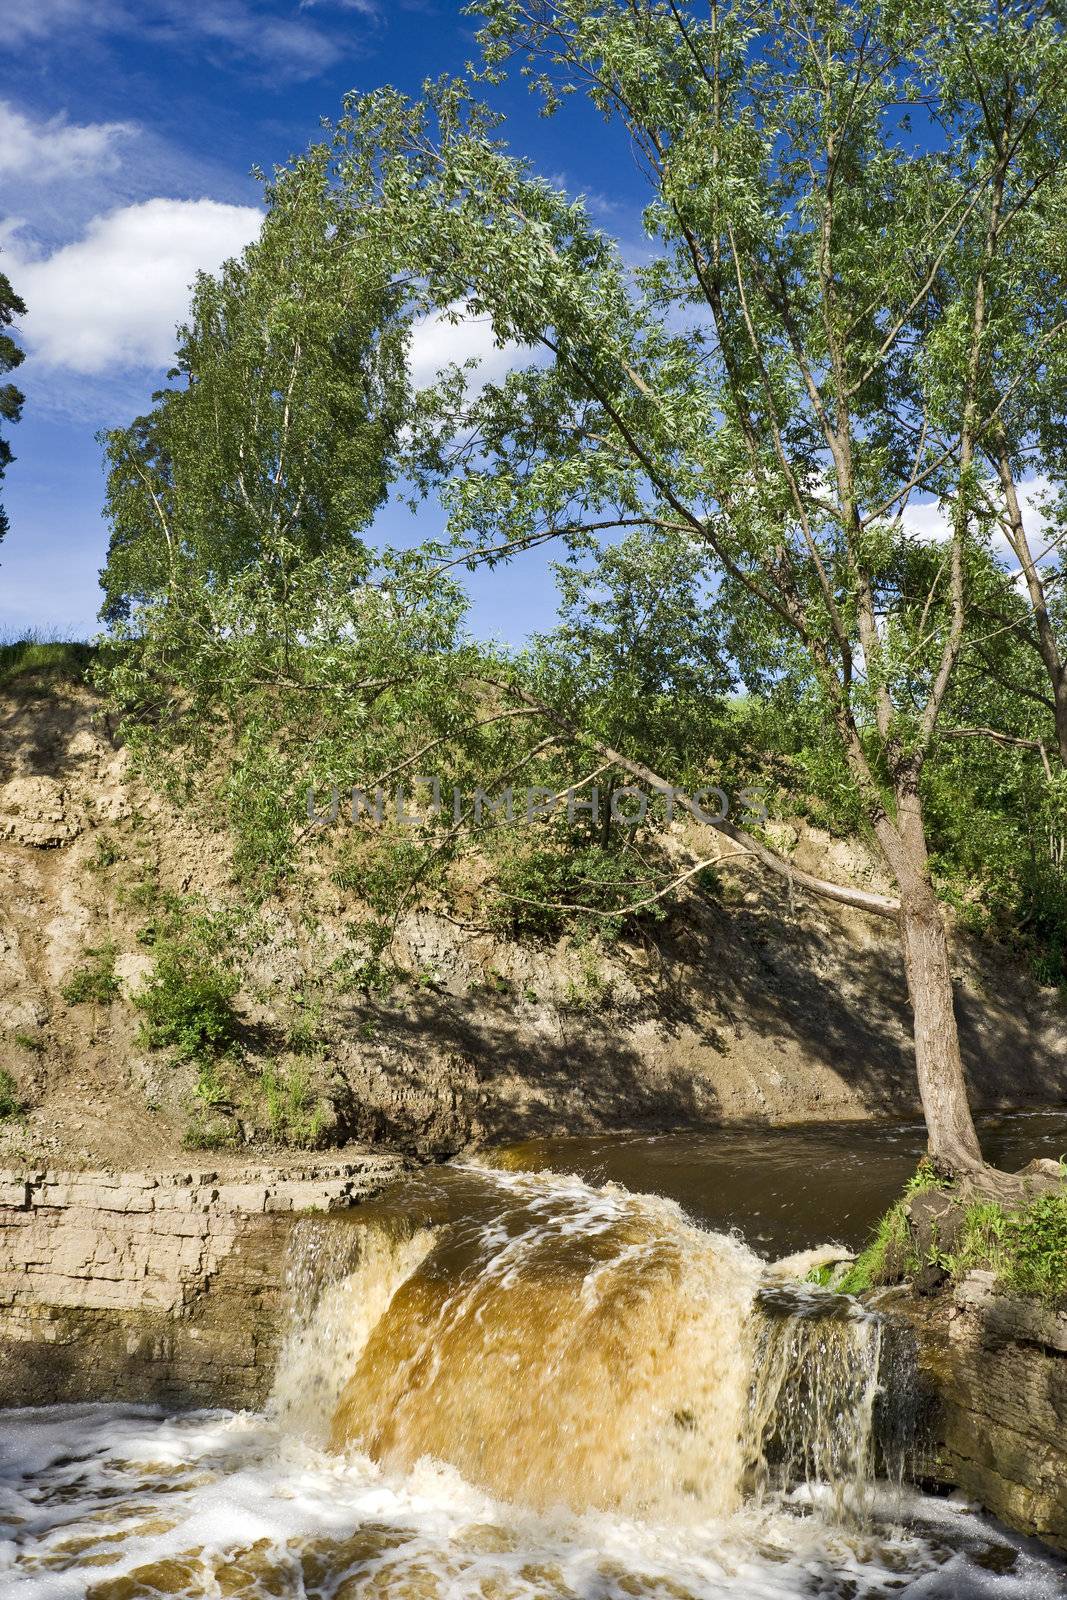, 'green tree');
530,526,736,780
310,0,1067,1181
100,151,407,632
97,151,484,892
0,265,26,544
